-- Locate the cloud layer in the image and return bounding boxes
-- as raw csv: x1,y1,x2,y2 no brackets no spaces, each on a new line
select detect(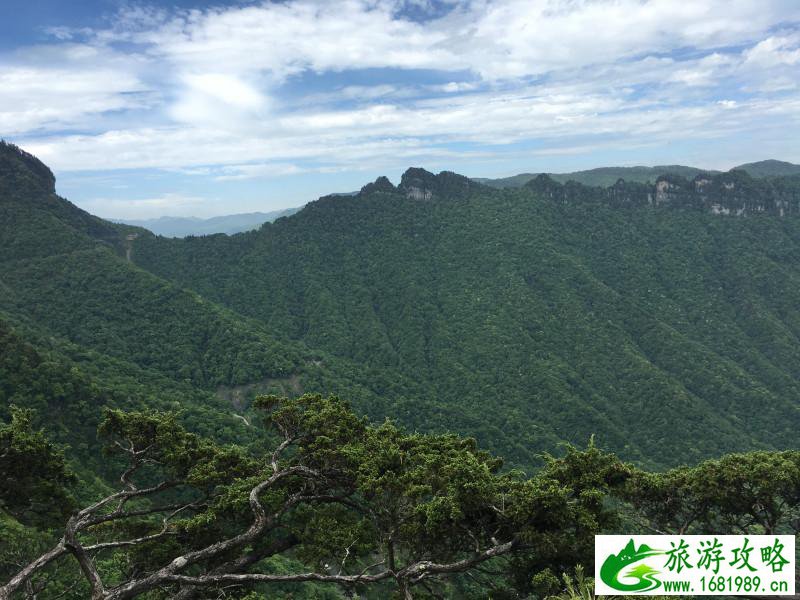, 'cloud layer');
2,0,799,215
